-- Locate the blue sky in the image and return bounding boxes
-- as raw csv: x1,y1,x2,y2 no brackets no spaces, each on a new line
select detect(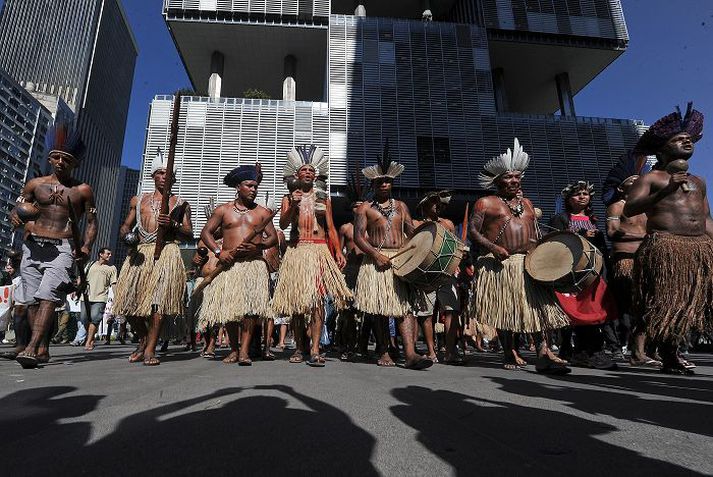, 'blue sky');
2,0,711,197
